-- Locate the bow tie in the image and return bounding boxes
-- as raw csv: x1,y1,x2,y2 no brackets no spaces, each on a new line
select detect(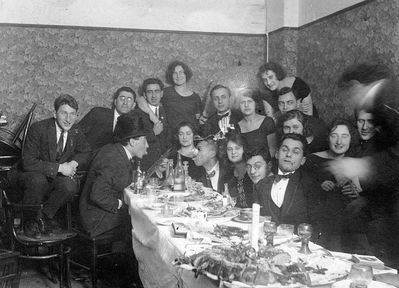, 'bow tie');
217,112,230,121
207,170,216,178
274,173,293,183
